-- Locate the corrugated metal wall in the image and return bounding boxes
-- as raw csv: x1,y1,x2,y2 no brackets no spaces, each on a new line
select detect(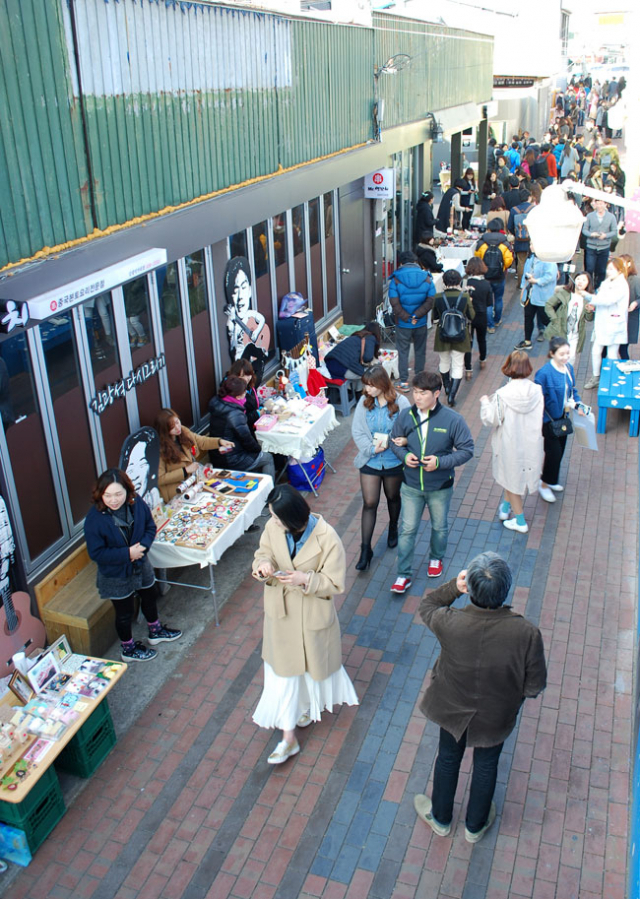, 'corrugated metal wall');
0,0,91,267
373,14,494,129
0,0,493,270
